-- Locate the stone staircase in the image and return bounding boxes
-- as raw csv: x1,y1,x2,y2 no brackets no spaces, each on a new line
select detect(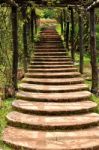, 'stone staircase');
3,28,99,149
